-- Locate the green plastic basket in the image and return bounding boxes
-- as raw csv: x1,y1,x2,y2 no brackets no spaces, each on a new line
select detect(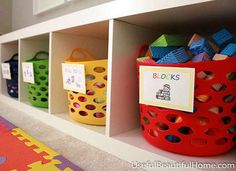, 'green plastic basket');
27,51,49,108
